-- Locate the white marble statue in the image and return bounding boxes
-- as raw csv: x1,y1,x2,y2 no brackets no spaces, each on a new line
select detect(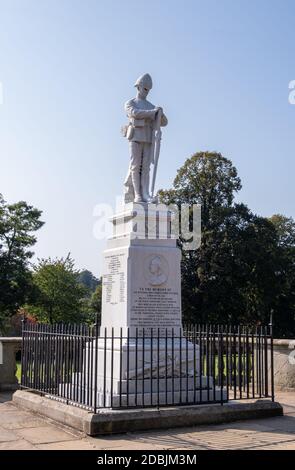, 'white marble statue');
122,73,168,203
